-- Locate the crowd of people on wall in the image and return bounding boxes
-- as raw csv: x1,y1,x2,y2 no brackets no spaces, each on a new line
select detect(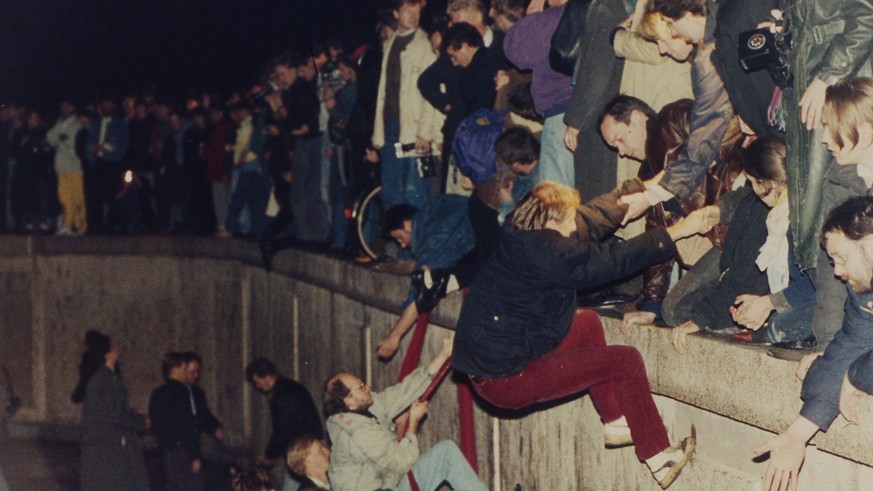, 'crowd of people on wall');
14,0,873,489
